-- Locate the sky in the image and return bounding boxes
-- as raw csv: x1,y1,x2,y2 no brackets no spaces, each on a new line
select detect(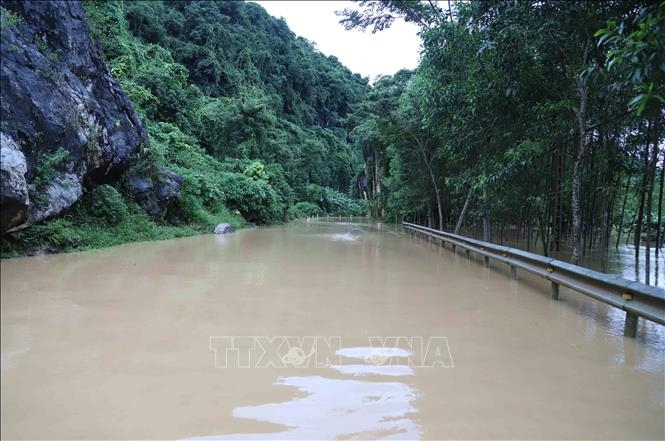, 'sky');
252,1,422,82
